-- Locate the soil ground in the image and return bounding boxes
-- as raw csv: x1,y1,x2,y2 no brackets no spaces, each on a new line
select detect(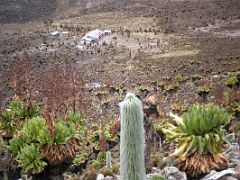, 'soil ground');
0,0,240,124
